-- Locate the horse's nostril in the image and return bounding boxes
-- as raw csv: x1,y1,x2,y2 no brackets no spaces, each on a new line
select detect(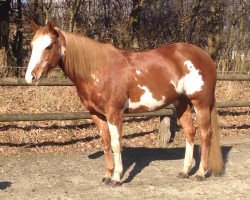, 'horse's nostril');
32,73,36,82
